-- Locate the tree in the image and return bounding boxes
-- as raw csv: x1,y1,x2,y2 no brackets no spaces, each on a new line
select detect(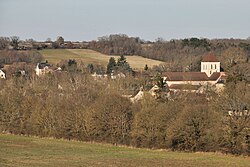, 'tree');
87,64,94,74
10,36,20,50
131,98,171,148
88,94,133,145
67,59,77,72
154,73,166,90
167,104,219,152
56,36,64,46
220,47,247,71
144,64,148,71
117,55,126,66
216,82,250,154
227,63,250,83
153,73,169,101
117,55,132,74
0,37,10,50
106,57,116,74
